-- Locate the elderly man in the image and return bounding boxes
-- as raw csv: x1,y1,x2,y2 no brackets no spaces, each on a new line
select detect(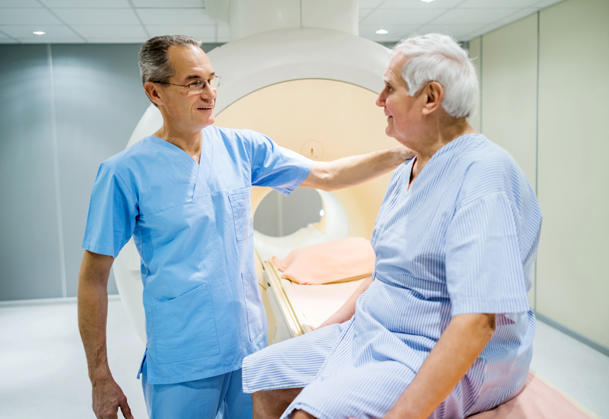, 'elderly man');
77,35,411,419
242,33,542,419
